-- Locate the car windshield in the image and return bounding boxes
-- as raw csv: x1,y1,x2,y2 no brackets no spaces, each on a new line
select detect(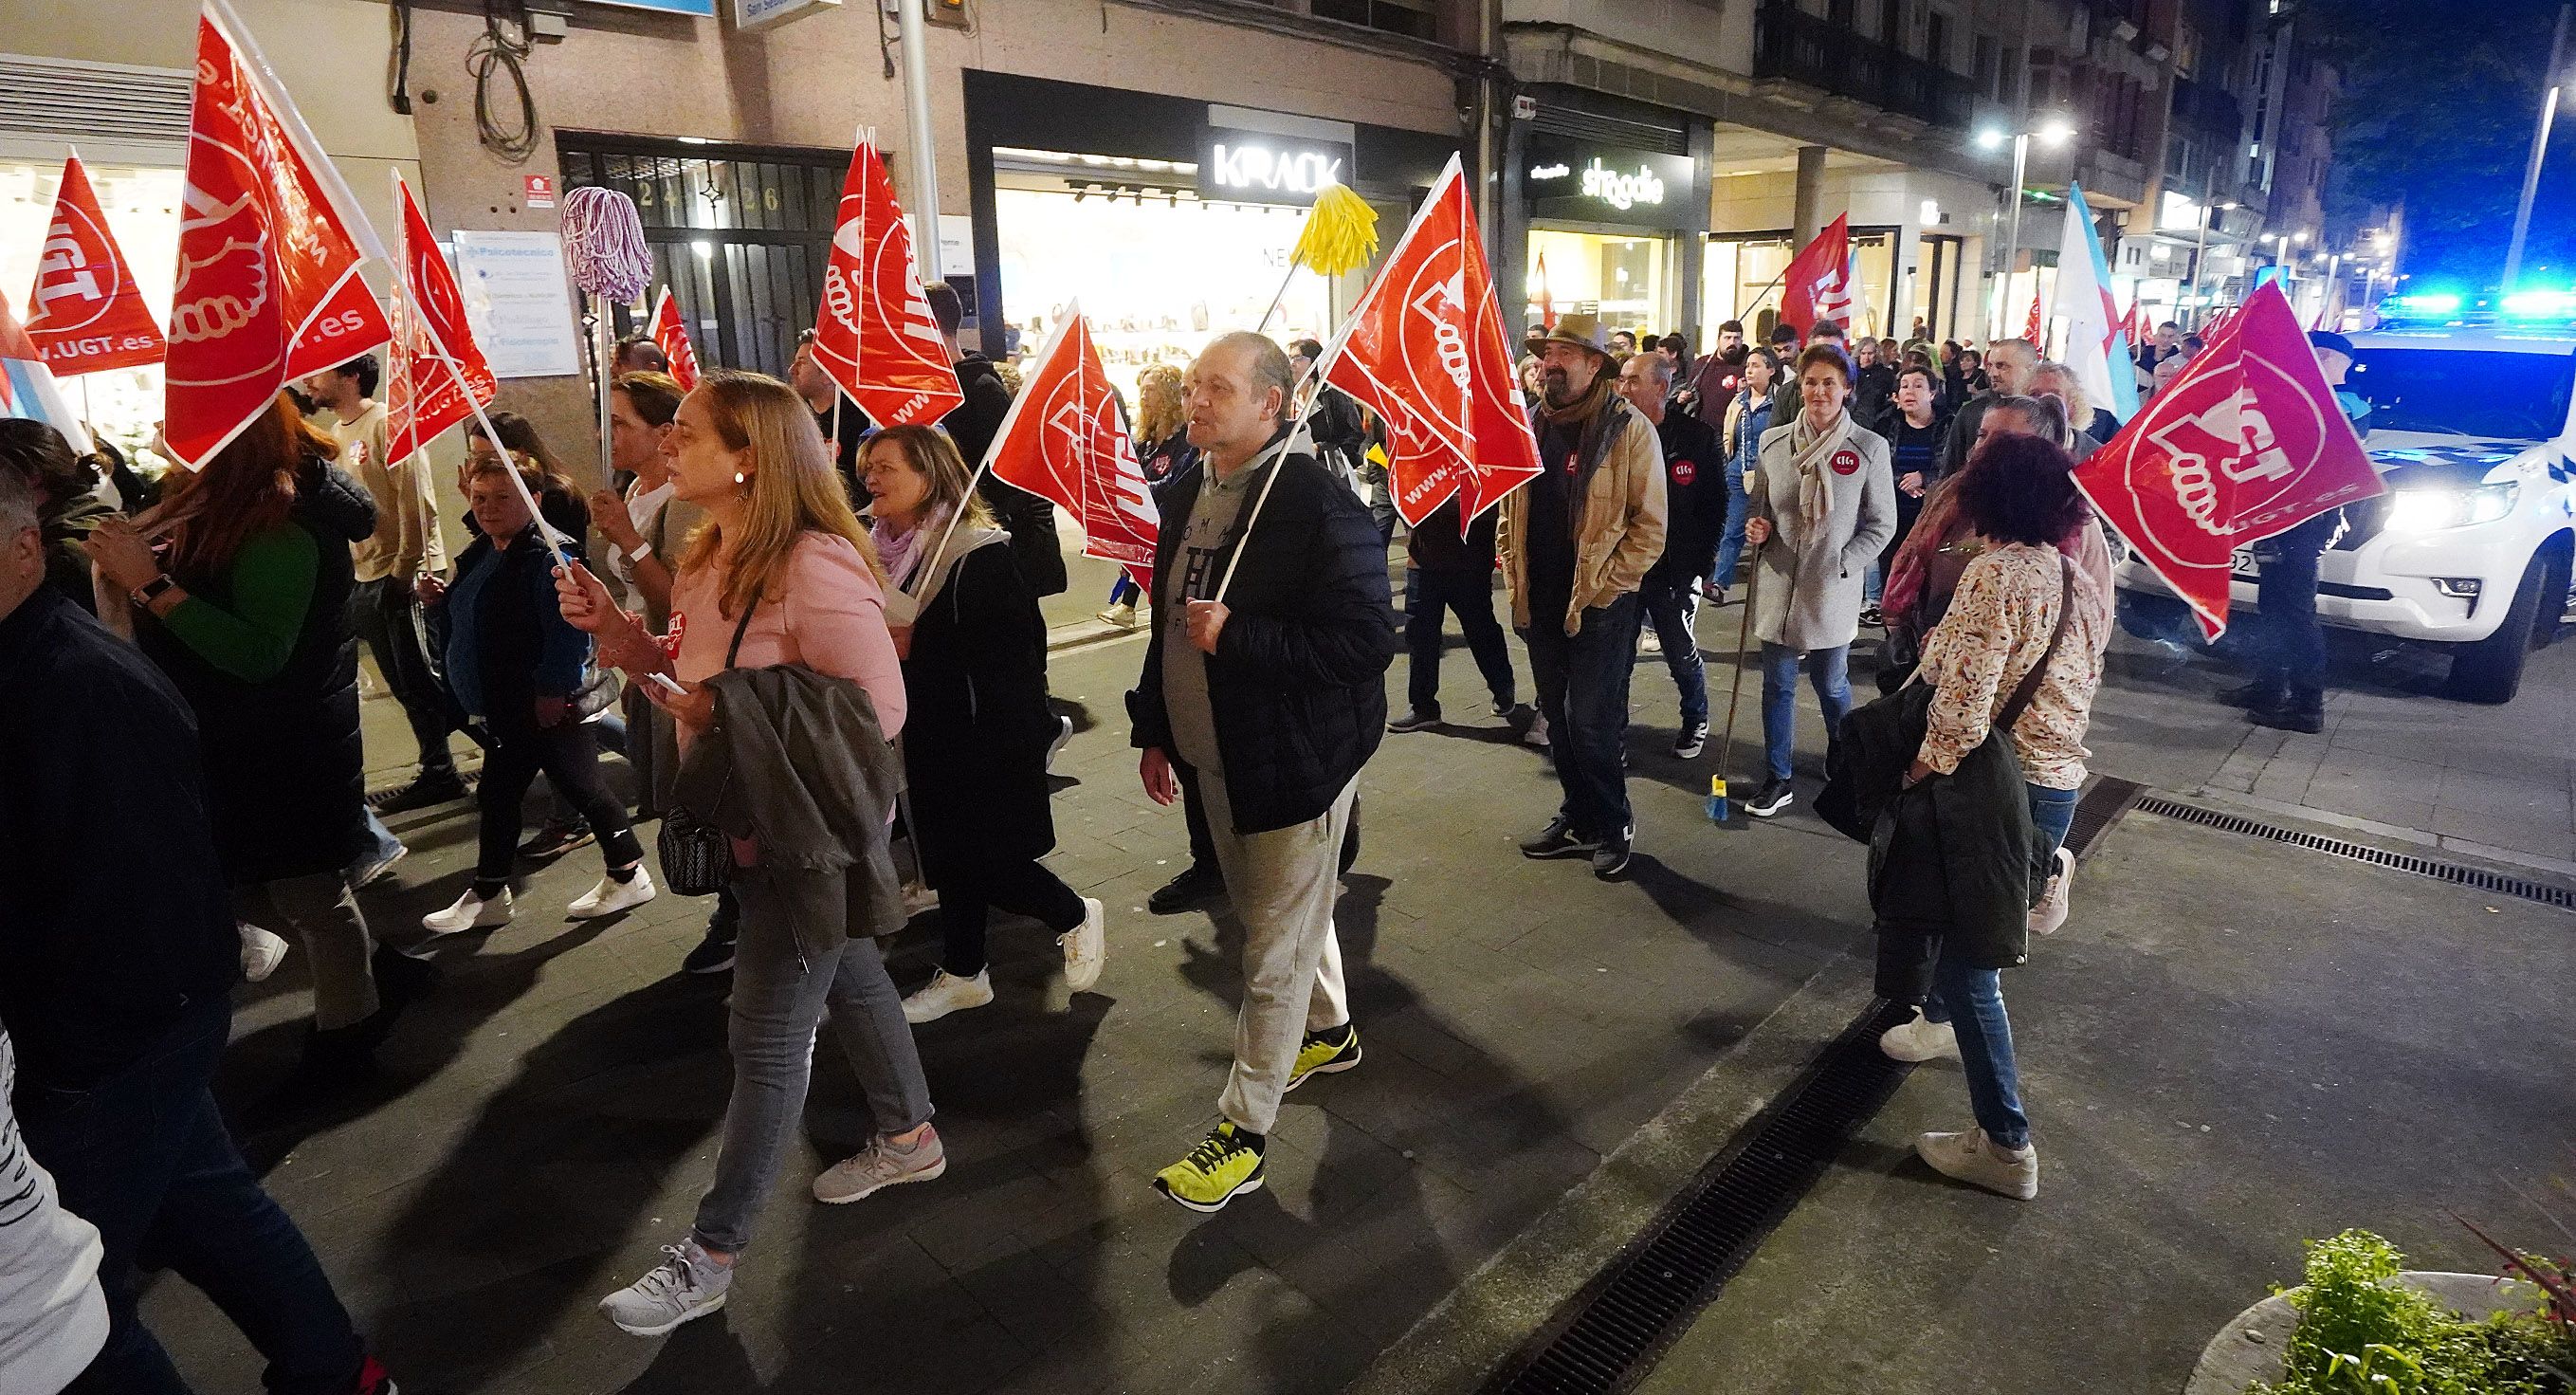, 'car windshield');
2347,345,2576,441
